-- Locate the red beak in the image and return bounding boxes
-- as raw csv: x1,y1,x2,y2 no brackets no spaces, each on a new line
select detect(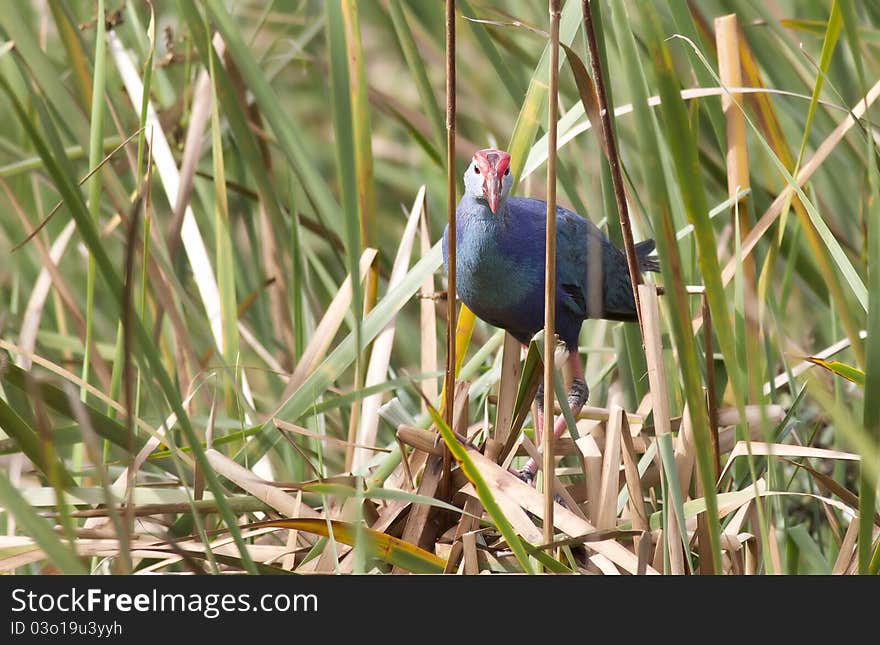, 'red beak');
486,172,500,213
